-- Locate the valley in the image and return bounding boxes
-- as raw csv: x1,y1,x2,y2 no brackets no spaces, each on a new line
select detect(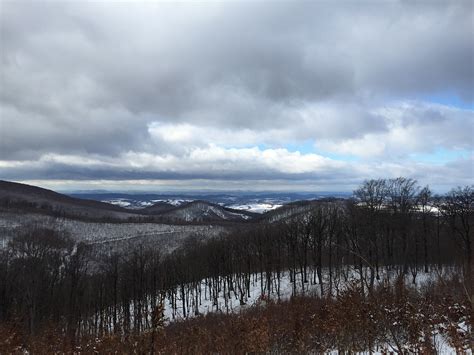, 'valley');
0,179,472,353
